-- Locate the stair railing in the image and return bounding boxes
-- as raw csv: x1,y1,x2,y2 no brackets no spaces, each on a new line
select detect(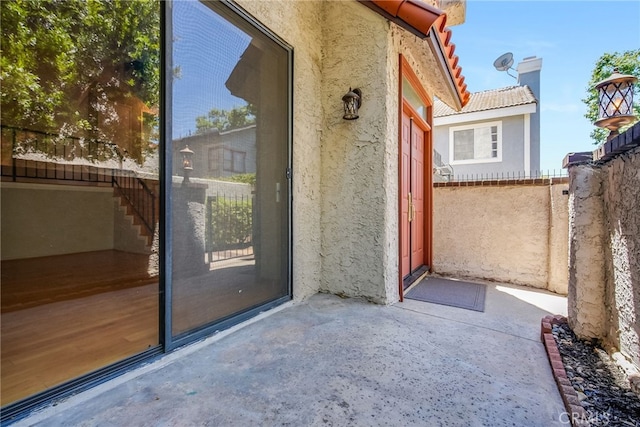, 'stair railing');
112,170,156,240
